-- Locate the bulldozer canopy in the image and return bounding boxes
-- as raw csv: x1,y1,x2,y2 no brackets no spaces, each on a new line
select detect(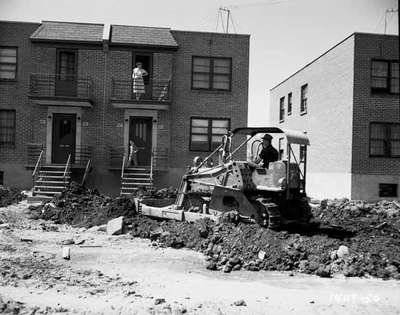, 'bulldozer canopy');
232,127,310,145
